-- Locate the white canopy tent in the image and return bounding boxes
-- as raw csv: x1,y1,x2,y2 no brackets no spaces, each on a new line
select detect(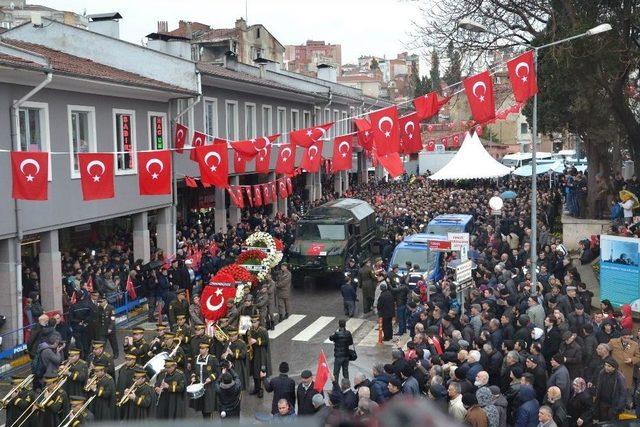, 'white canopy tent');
428,132,512,180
